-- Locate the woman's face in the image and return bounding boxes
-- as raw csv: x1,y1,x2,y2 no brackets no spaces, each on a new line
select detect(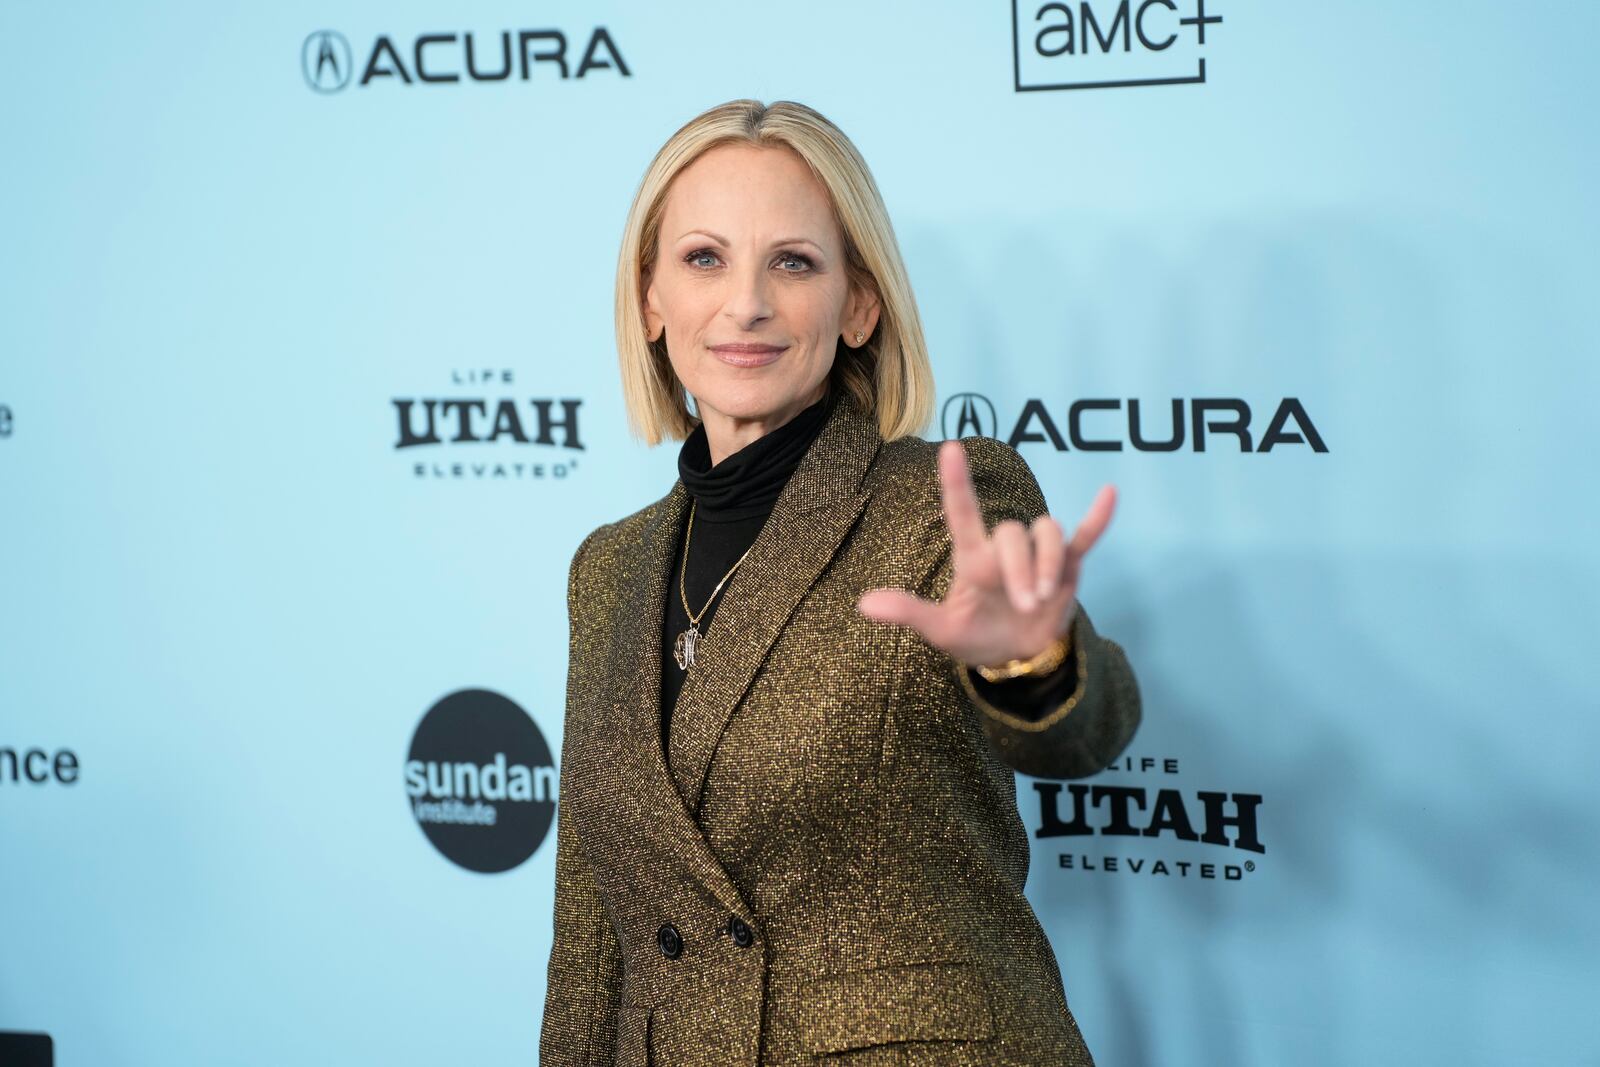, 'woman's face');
643,143,879,450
